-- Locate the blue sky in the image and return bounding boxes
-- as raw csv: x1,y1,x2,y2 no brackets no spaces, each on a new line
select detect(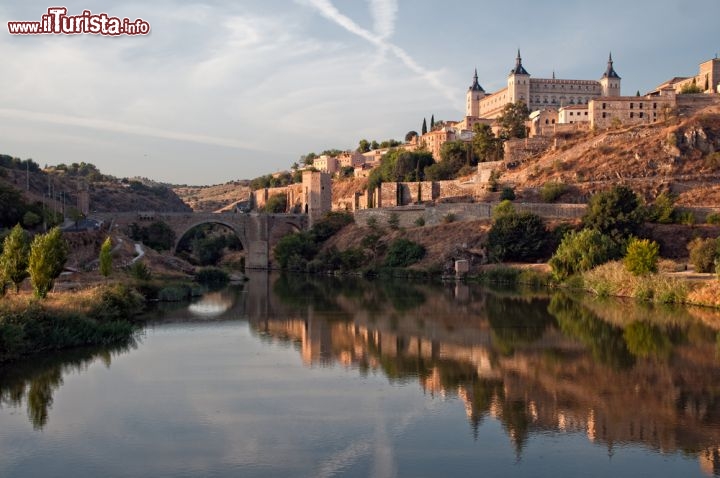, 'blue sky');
0,0,718,185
